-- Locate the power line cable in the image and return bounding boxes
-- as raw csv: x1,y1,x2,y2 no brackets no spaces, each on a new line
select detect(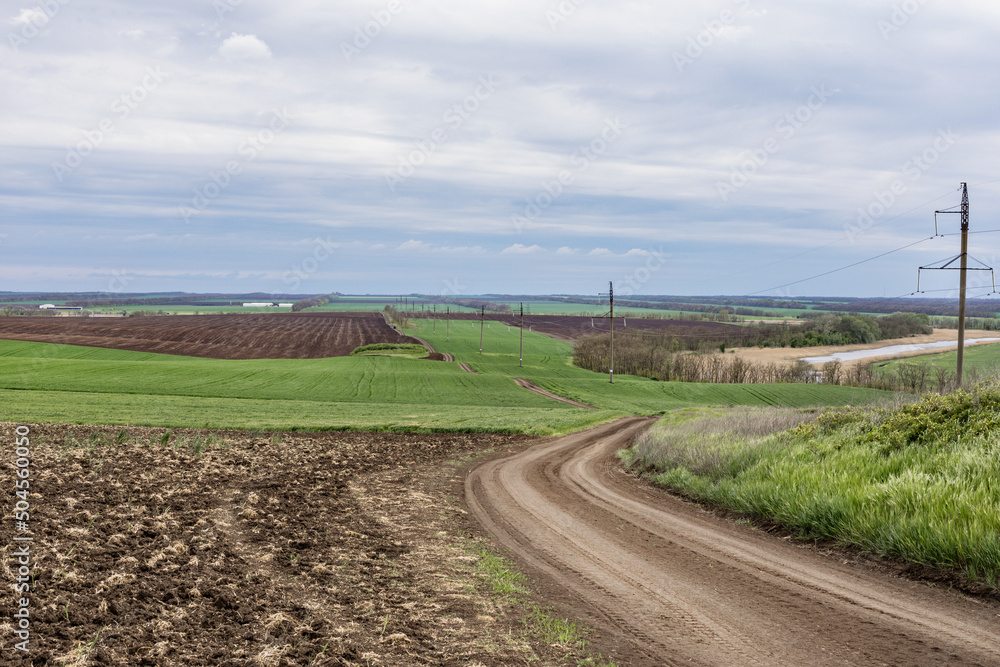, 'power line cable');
746,236,936,296
729,189,960,279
